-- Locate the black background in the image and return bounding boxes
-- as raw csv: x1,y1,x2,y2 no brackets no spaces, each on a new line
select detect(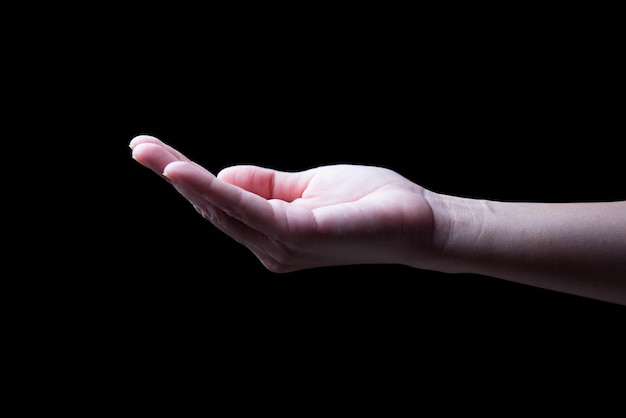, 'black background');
106,12,626,319
111,9,624,314
17,5,624,403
